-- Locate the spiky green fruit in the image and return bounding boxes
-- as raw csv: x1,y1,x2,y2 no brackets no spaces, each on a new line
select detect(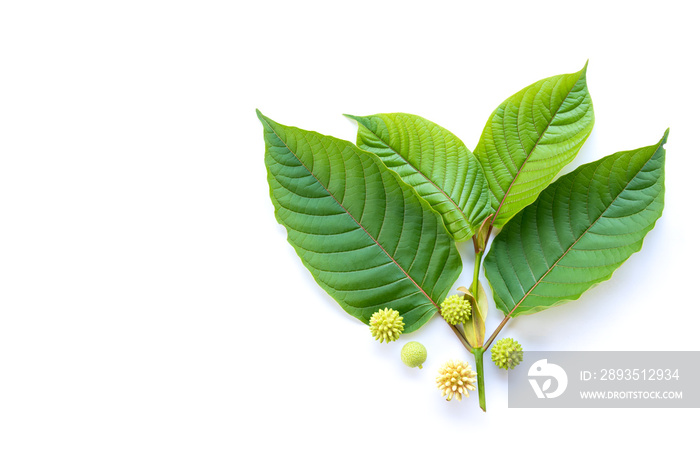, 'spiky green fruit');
401,341,427,369
440,295,472,325
369,308,404,343
491,337,523,370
